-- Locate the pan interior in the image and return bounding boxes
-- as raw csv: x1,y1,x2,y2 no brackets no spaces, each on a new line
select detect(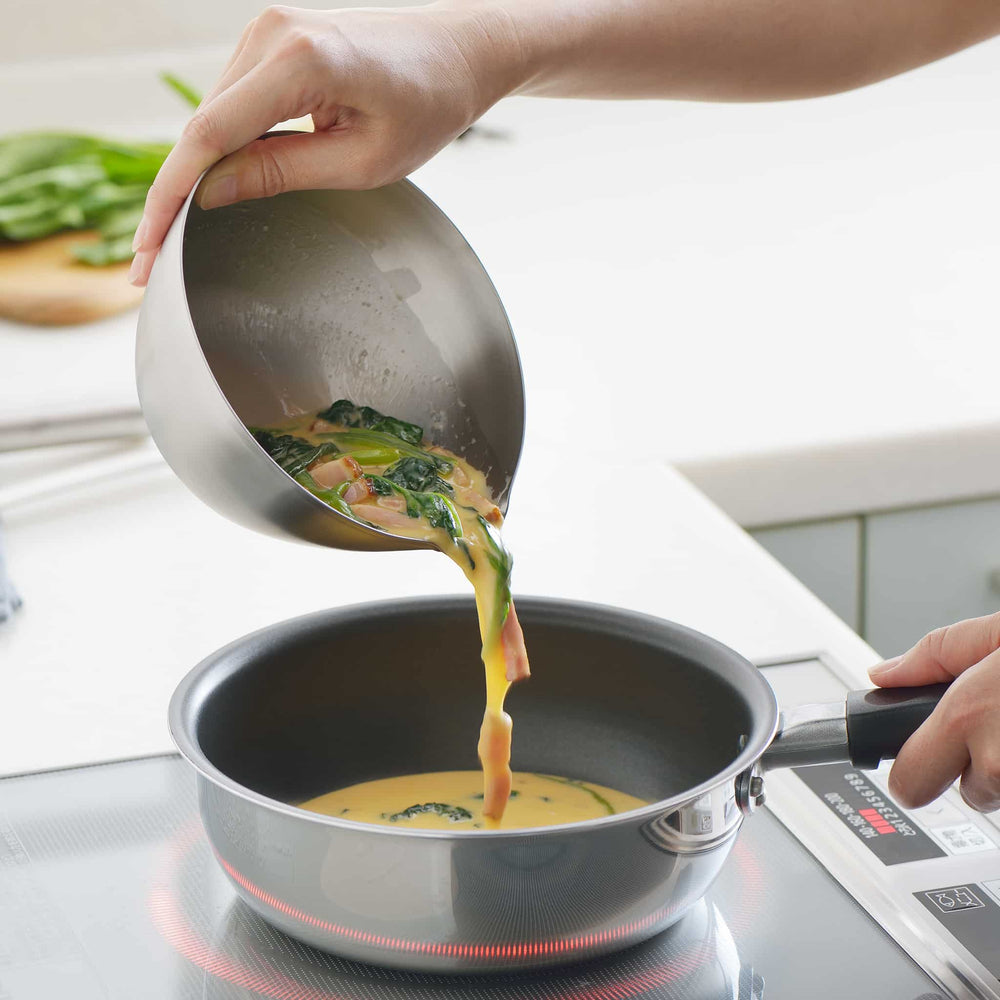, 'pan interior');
189,599,771,809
